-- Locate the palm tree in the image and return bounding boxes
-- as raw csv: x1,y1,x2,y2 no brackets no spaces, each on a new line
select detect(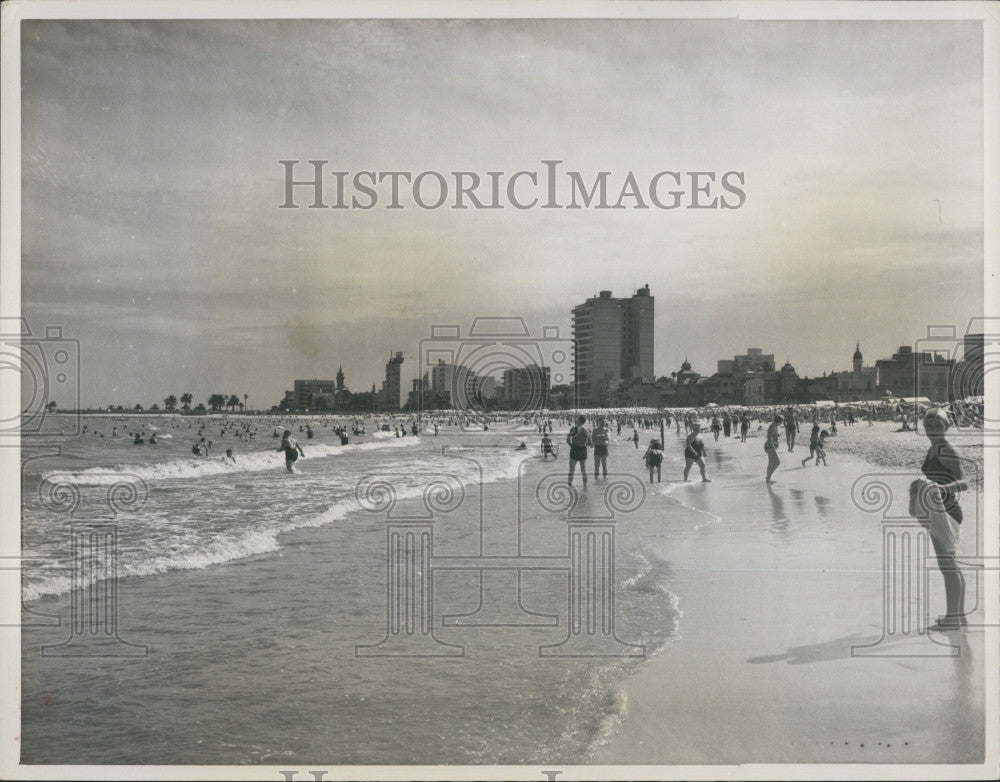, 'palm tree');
180,393,193,412
243,393,248,413
226,394,240,412
164,395,178,411
208,394,226,412
134,403,143,412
